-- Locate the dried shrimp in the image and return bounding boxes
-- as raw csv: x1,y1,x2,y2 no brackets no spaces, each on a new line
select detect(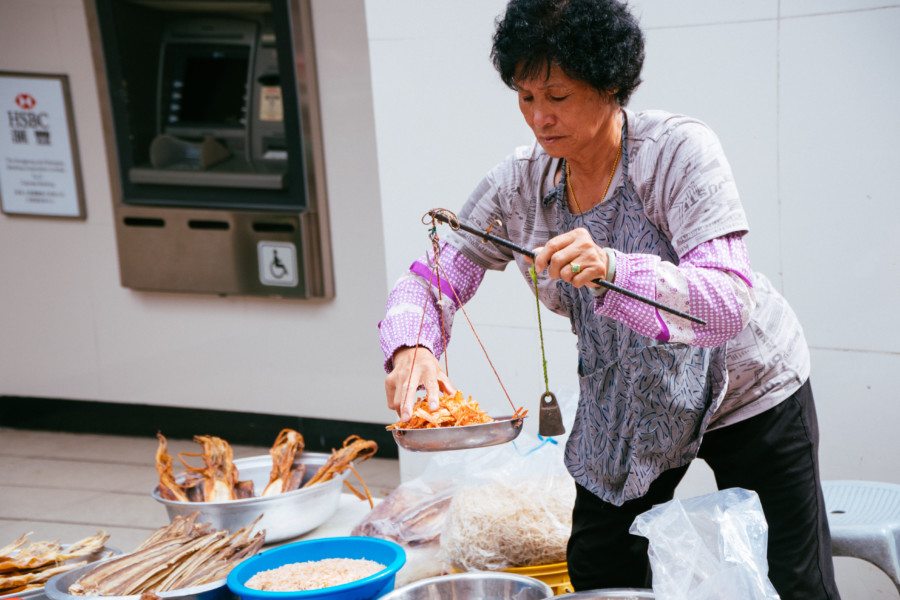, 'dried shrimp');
387,390,525,430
